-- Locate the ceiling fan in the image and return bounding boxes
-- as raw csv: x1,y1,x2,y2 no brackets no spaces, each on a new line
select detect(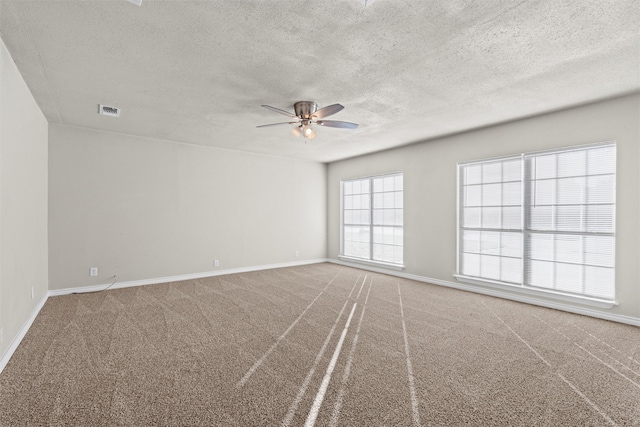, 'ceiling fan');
257,101,359,140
